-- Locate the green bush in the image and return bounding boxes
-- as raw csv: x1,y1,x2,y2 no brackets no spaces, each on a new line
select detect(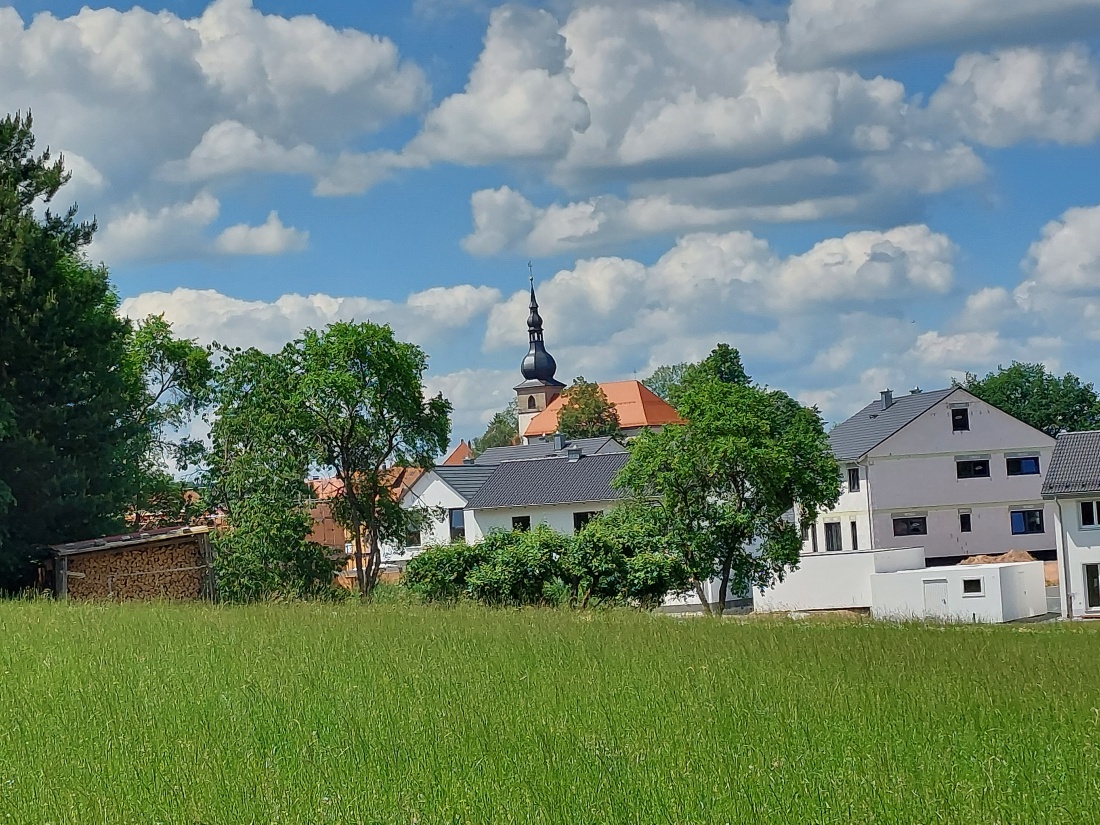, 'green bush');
404,540,486,602
465,526,567,606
